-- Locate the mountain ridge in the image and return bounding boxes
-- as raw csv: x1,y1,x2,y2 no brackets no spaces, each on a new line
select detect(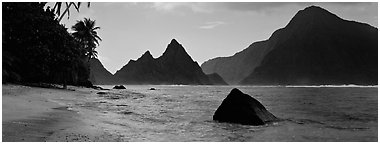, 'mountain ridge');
241,5,377,85
202,5,377,85
113,39,212,85
89,58,116,85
